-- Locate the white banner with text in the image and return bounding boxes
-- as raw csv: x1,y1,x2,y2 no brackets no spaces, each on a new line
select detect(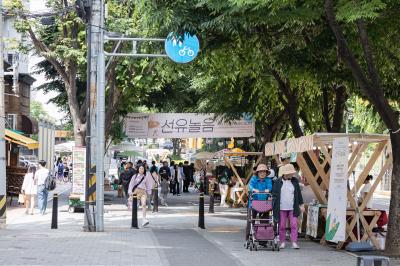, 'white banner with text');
325,137,349,243
124,113,255,138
